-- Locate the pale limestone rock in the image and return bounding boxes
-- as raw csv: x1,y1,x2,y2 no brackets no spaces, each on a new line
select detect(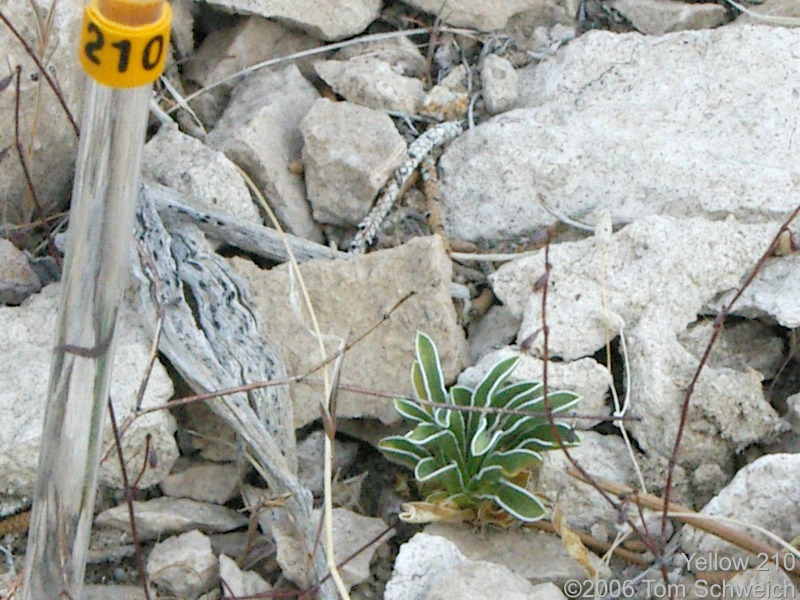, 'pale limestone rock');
142,125,260,227
184,17,321,125
147,530,218,599
210,65,323,242
682,454,800,567
537,431,639,539
160,460,242,504
297,430,359,495
96,497,247,541
335,36,428,79
716,255,800,329
444,27,800,243
426,560,547,600
0,283,177,507
201,0,381,41
274,507,393,589
491,216,786,467
401,0,554,30
734,0,800,24
608,0,727,35
424,524,611,584
467,305,520,364
230,235,467,428
219,553,272,596
315,57,425,113
384,533,467,600
300,99,407,227
677,319,785,380
481,54,519,115
0,239,41,305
